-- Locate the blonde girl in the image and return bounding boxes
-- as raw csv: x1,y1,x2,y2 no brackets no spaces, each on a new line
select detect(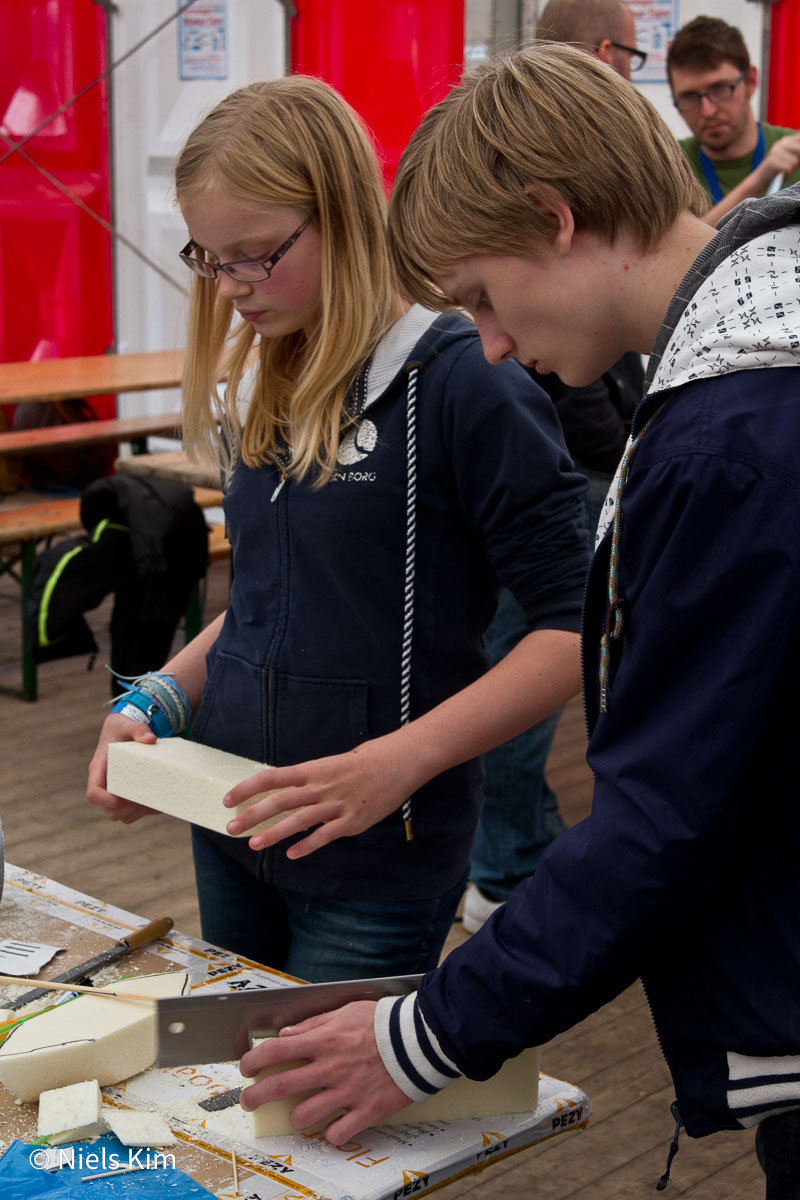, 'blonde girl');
88,76,589,982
